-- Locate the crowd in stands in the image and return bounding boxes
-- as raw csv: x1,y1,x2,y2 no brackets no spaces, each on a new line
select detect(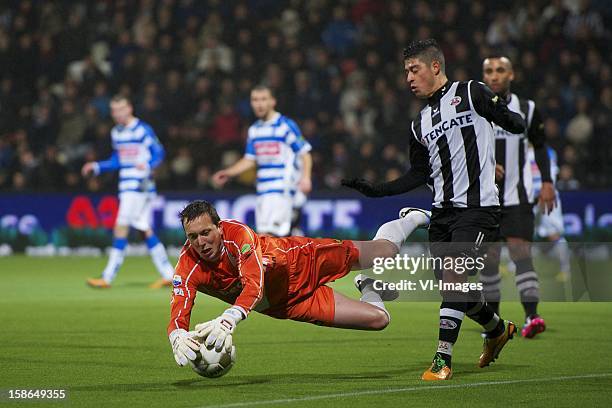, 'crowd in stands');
0,0,610,193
